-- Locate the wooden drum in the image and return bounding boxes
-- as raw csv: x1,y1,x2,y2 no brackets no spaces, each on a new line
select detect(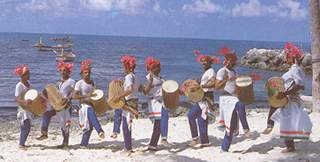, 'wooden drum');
235,76,254,105
24,89,46,116
90,89,109,115
45,84,68,111
107,80,125,109
265,77,288,108
182,79,204,103
162,80,180,109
